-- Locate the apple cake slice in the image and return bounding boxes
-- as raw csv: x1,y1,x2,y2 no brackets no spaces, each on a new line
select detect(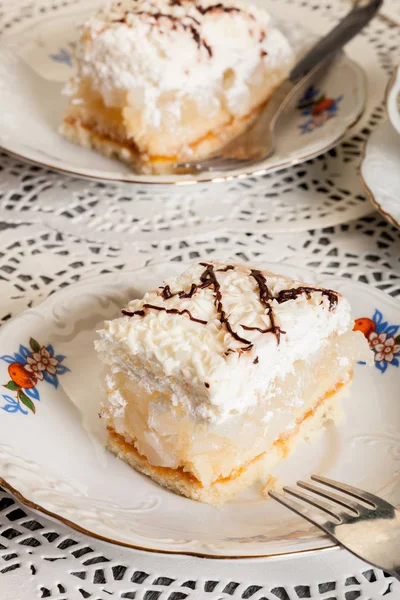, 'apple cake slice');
95,262,372,504
60,0,294,174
